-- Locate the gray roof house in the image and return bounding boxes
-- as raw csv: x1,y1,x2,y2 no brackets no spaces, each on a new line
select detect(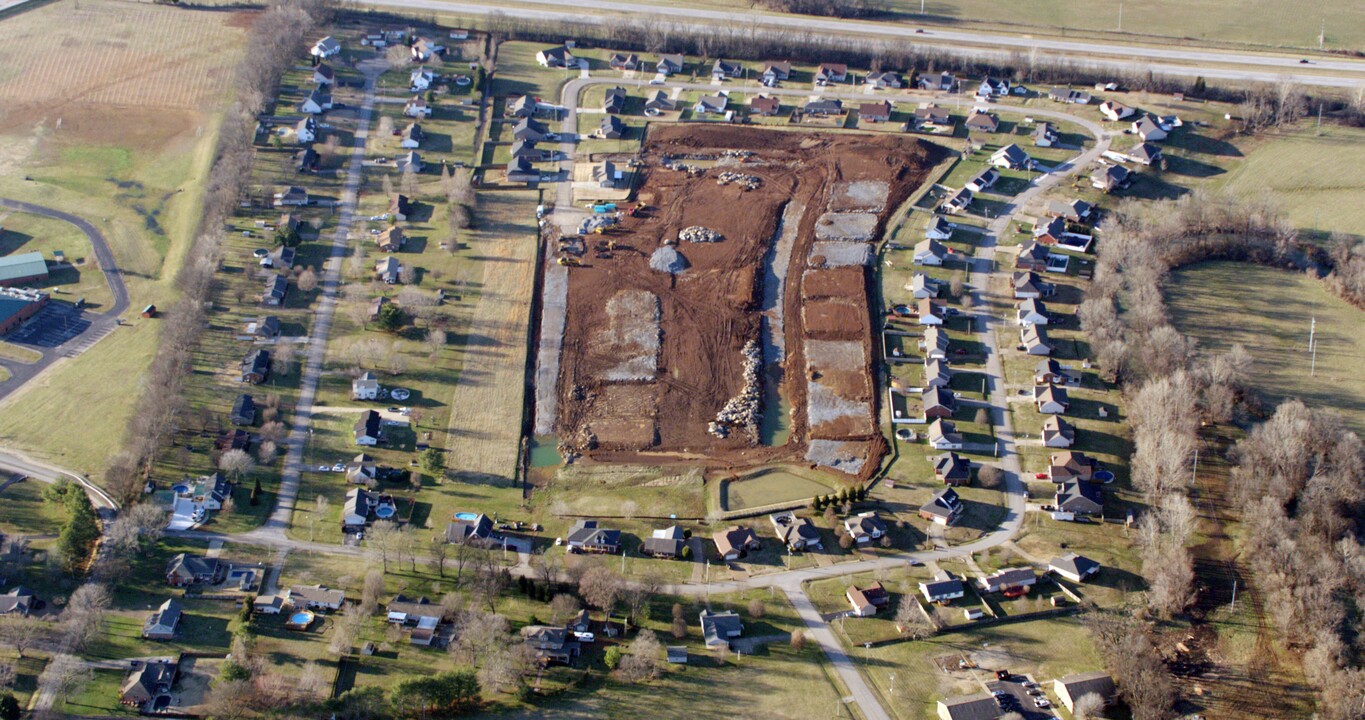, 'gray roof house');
919,570,965,603
1055,480,1103,515
770,511,822,551
1049,553,1101,583
919,487,963,526
843,511,887,544
700,609,743,648
978,567,1037,594
1054,671,1116,713
142,598,183,640
567,519,621,554
230,394,255,425
937,692,1003,720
